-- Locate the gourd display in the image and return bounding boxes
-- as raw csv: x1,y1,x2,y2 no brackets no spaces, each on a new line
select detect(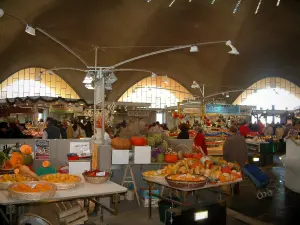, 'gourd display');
111,138,132,150
42,161,51,168
130,136,147,146
164,154,178,163
10,152,23,168
20,145,33,155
